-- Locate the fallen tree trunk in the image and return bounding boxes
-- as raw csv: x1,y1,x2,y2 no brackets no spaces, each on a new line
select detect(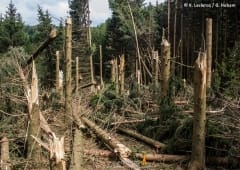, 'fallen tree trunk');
136,153,188,162
73,113,140,170
118,128,166,150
